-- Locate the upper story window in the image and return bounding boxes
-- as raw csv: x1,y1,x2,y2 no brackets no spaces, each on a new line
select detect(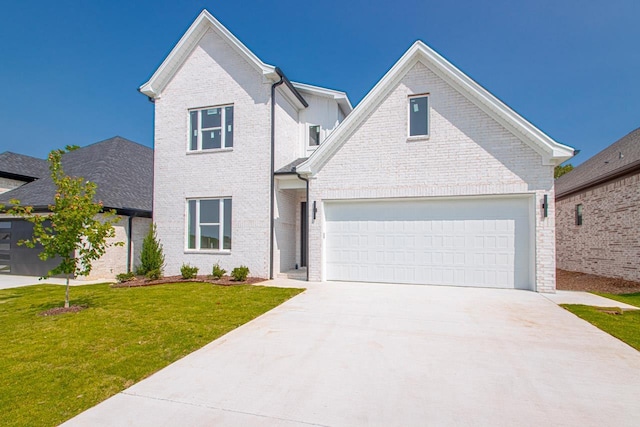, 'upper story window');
187,198,232,251
308,125,321,146
408,94,429,137
575,204,583,226
189,105,234,151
